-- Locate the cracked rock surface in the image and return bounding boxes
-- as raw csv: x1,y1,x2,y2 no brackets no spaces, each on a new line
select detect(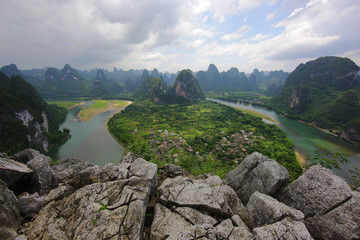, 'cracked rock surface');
253,217,313,240
225,152,289,204
246,191,304,229
0,180,22,240
25,153,157,240
278,164,360,239
150,175,251,239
